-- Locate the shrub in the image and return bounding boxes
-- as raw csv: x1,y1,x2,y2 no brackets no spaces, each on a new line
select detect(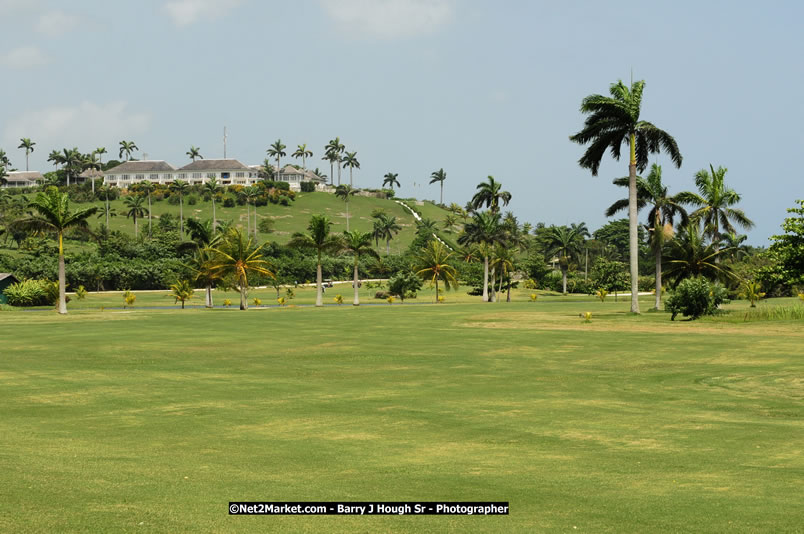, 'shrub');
4,279,58,307
595,288,608,302
279,197,290,206
334,294,344,305
75,285,88,300
523,279,538,290
374,291,391,299
167,194,180,205
386,296,395,304
222,195,236,208
665,277,728,321
638,276,656,292
187,194,198,205
123,290,136,308
529,293,538,302
223,299,232,307
387,270,422,302
738,280,766,307
300,181,316,193
258,218,274,233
